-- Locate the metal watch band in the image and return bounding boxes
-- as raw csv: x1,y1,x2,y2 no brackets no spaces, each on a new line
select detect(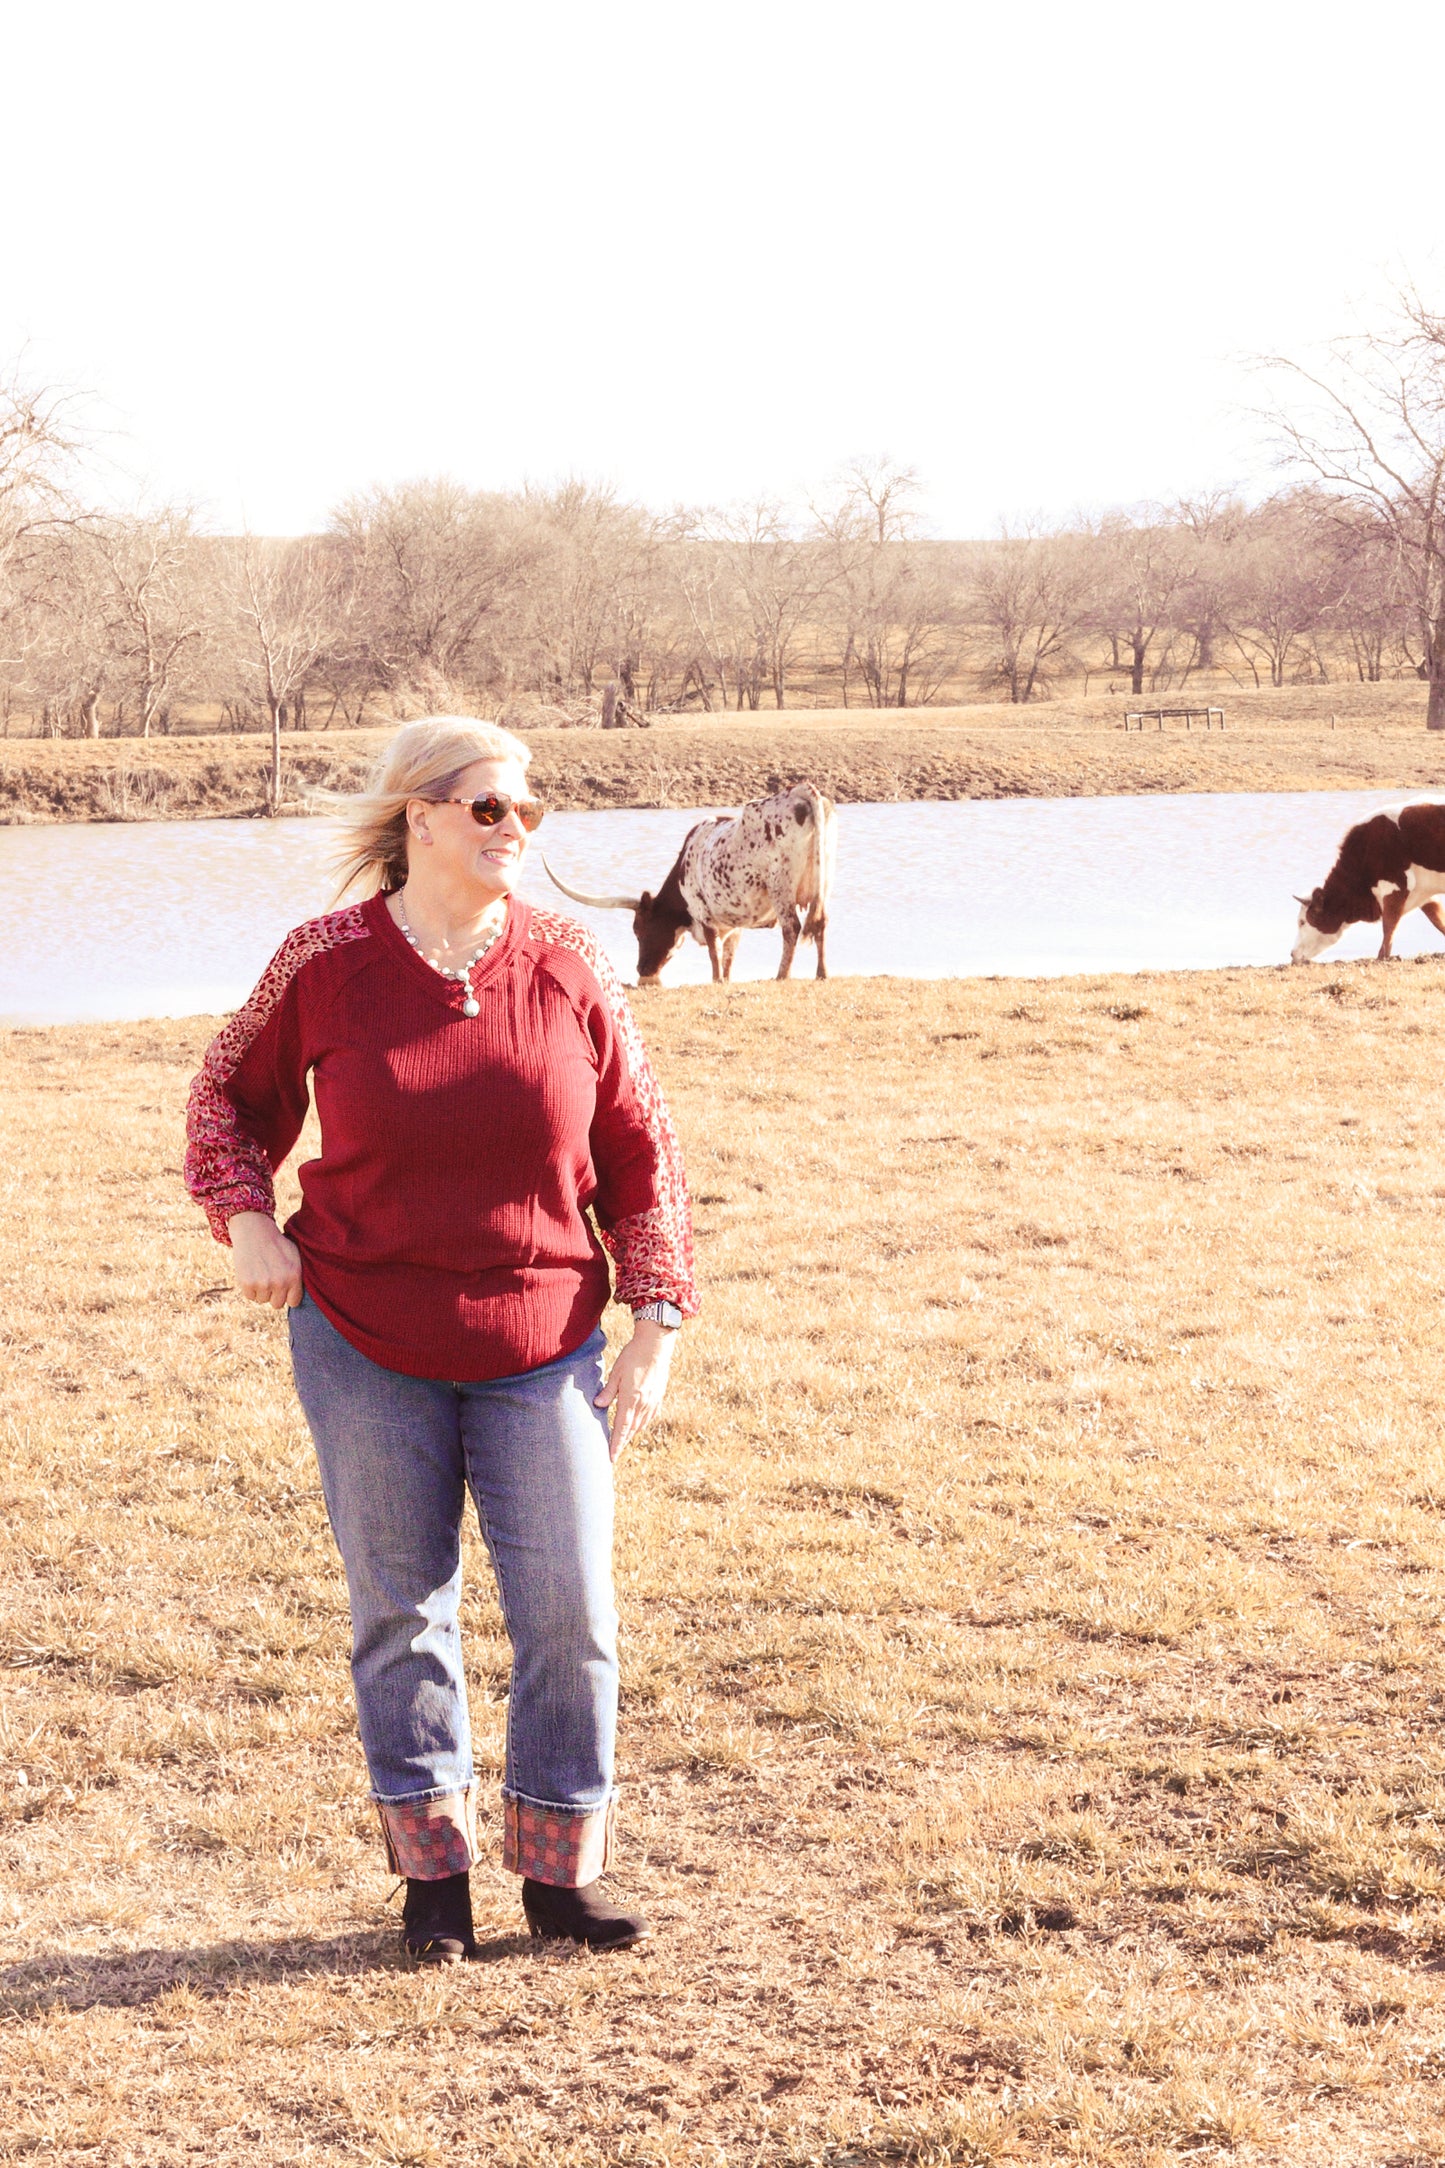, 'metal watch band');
634,1300,683,1329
